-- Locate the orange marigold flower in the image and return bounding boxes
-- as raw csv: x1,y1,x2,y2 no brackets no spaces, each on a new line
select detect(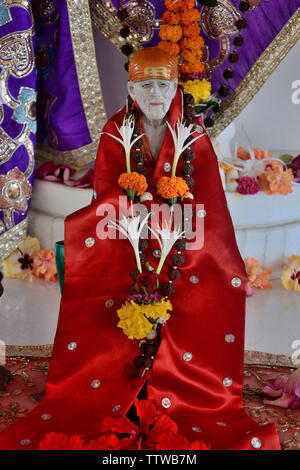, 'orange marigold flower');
258,166,294,195
180,48,198,63
179,0,196,10
165,0,183,11
180,8,201,24
156,176,189,199
180,60,205,74
182,22,200,37
161,10,181,24
118,172,148,196
158,40,180,56
179,36,204,52
159,24,183,43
